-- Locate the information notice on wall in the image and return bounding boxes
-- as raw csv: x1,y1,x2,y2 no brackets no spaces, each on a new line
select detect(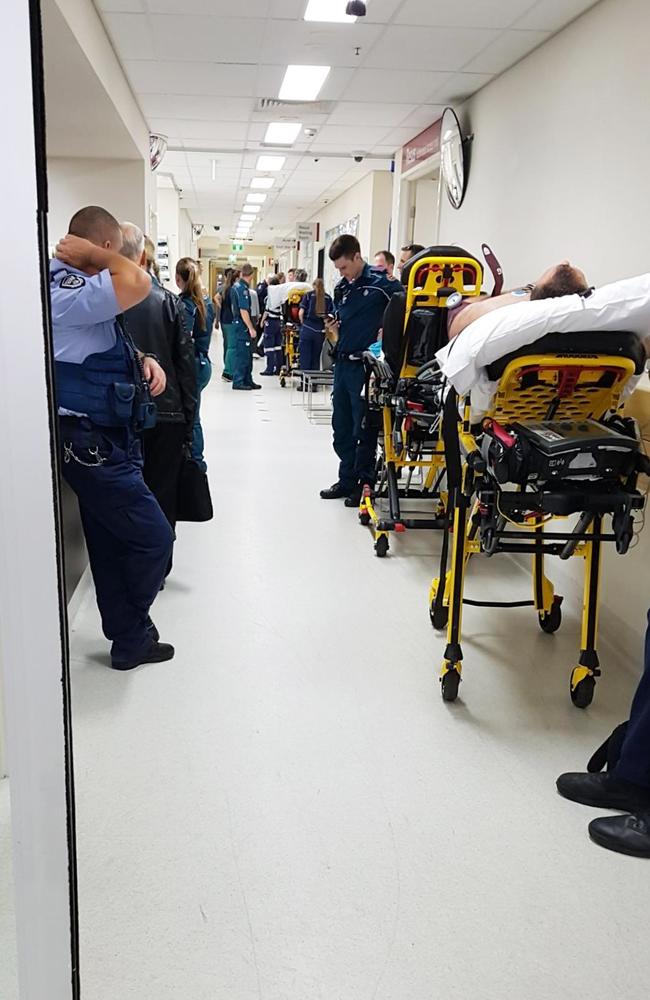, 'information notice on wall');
323,214,360,293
